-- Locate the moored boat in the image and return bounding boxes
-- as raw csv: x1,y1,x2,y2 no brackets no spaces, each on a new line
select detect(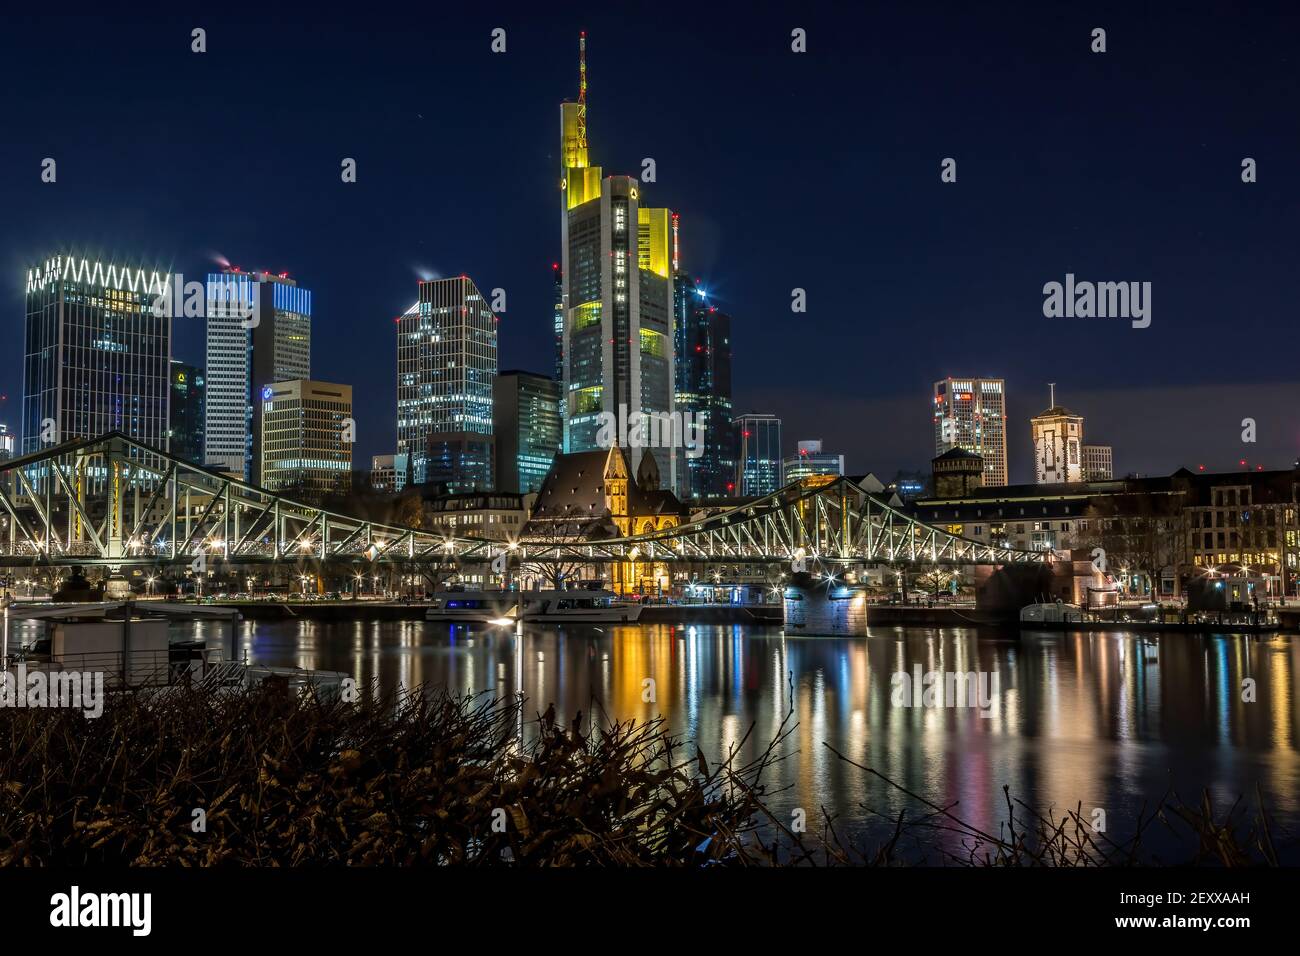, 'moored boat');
518,589,643,623
425,590,518,624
